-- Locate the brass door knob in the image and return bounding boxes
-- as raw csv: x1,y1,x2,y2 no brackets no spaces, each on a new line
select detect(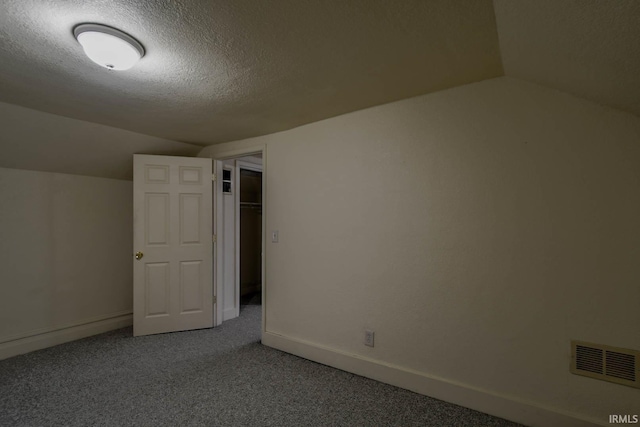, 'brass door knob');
135,251,144,260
